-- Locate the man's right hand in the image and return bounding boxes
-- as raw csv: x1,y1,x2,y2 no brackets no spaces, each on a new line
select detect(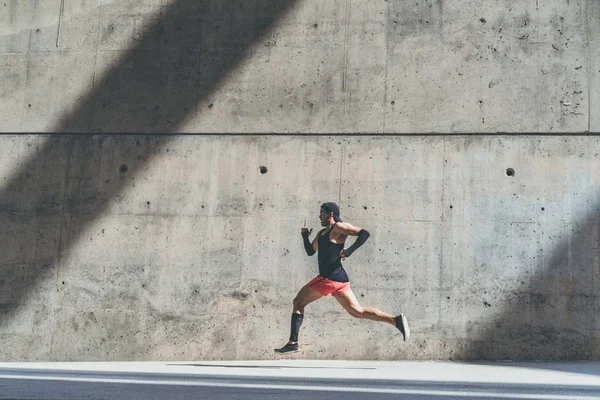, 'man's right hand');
301,227,312,237
301,227,316,255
